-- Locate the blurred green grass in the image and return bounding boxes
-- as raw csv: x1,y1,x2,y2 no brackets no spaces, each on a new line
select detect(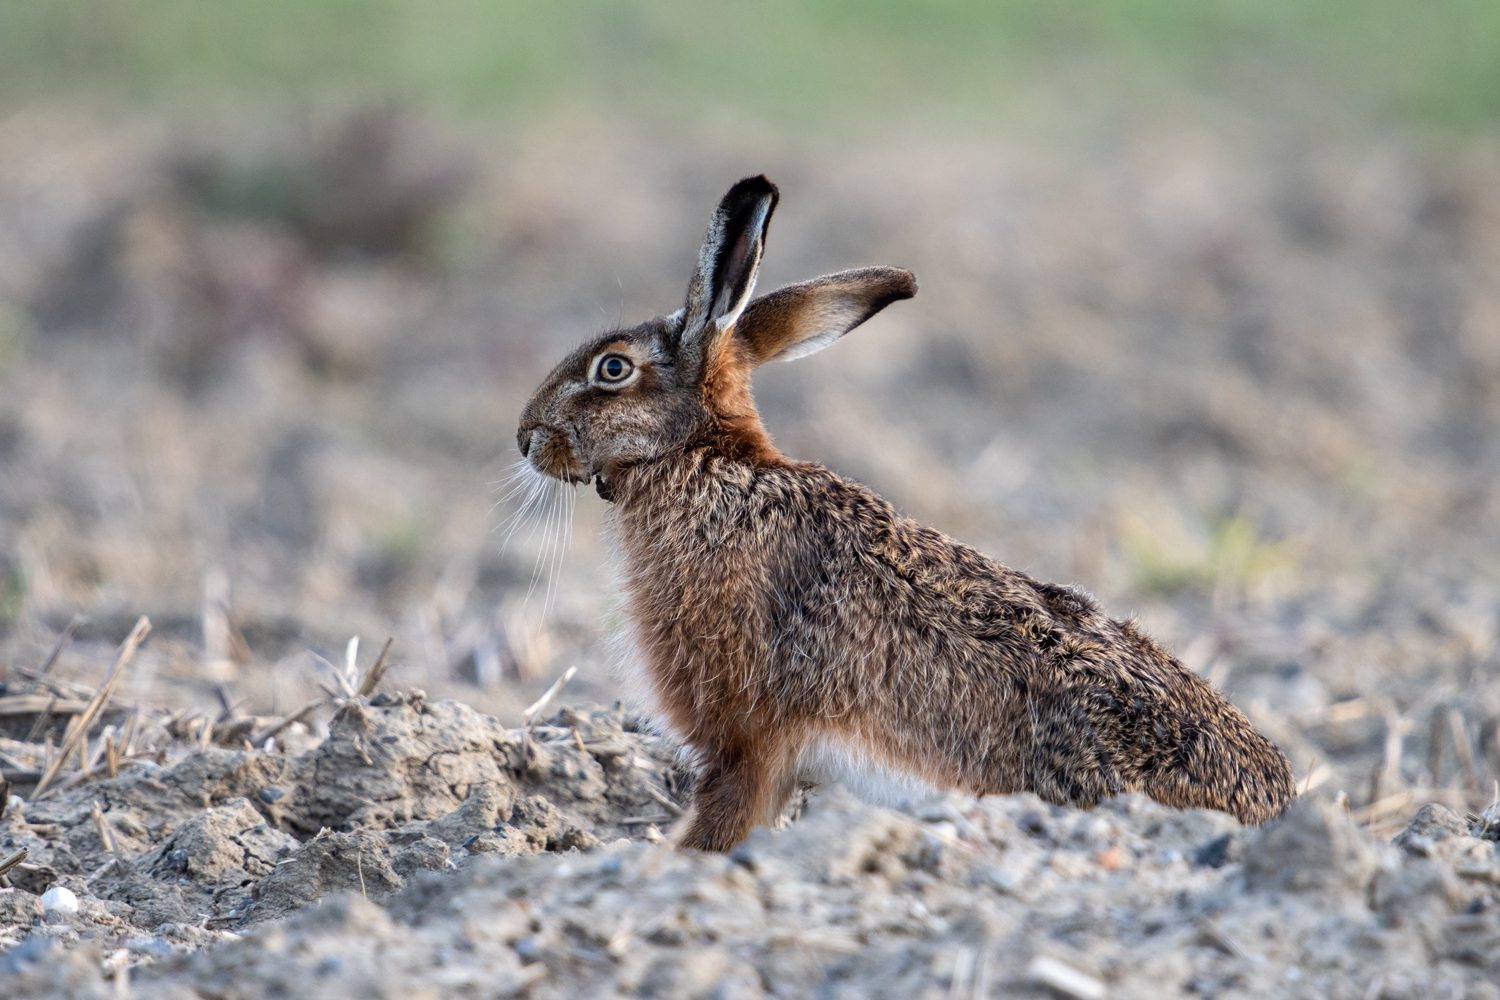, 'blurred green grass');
2,1,1498,129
